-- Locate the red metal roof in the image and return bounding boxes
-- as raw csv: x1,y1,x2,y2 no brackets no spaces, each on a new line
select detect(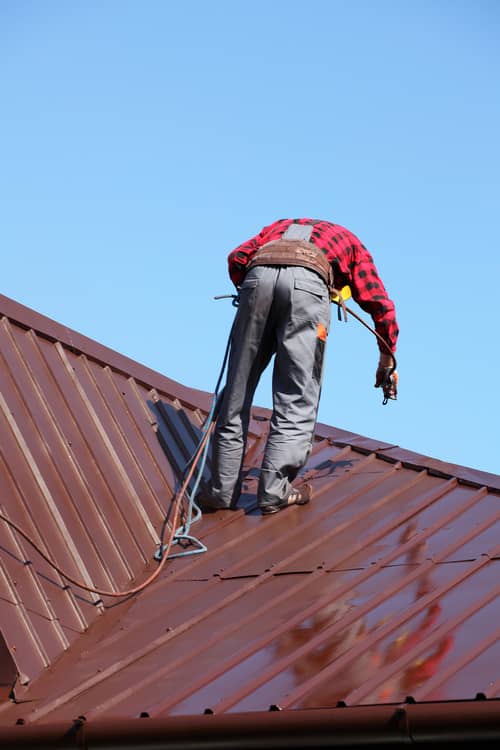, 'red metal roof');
0,292,499,736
